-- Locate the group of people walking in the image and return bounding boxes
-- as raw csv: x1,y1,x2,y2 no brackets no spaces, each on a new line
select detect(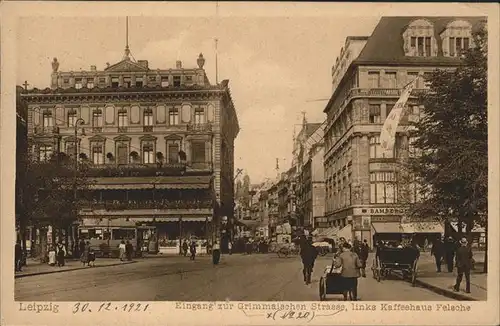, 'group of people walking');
182,240,222,265
431,236,474,293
